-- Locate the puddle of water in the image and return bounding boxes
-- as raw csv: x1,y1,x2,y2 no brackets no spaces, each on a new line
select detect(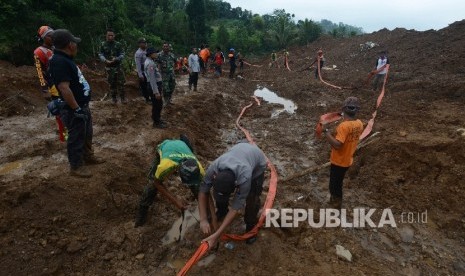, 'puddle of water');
253,87,297,117
0,161,22,175
162,206,200,246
